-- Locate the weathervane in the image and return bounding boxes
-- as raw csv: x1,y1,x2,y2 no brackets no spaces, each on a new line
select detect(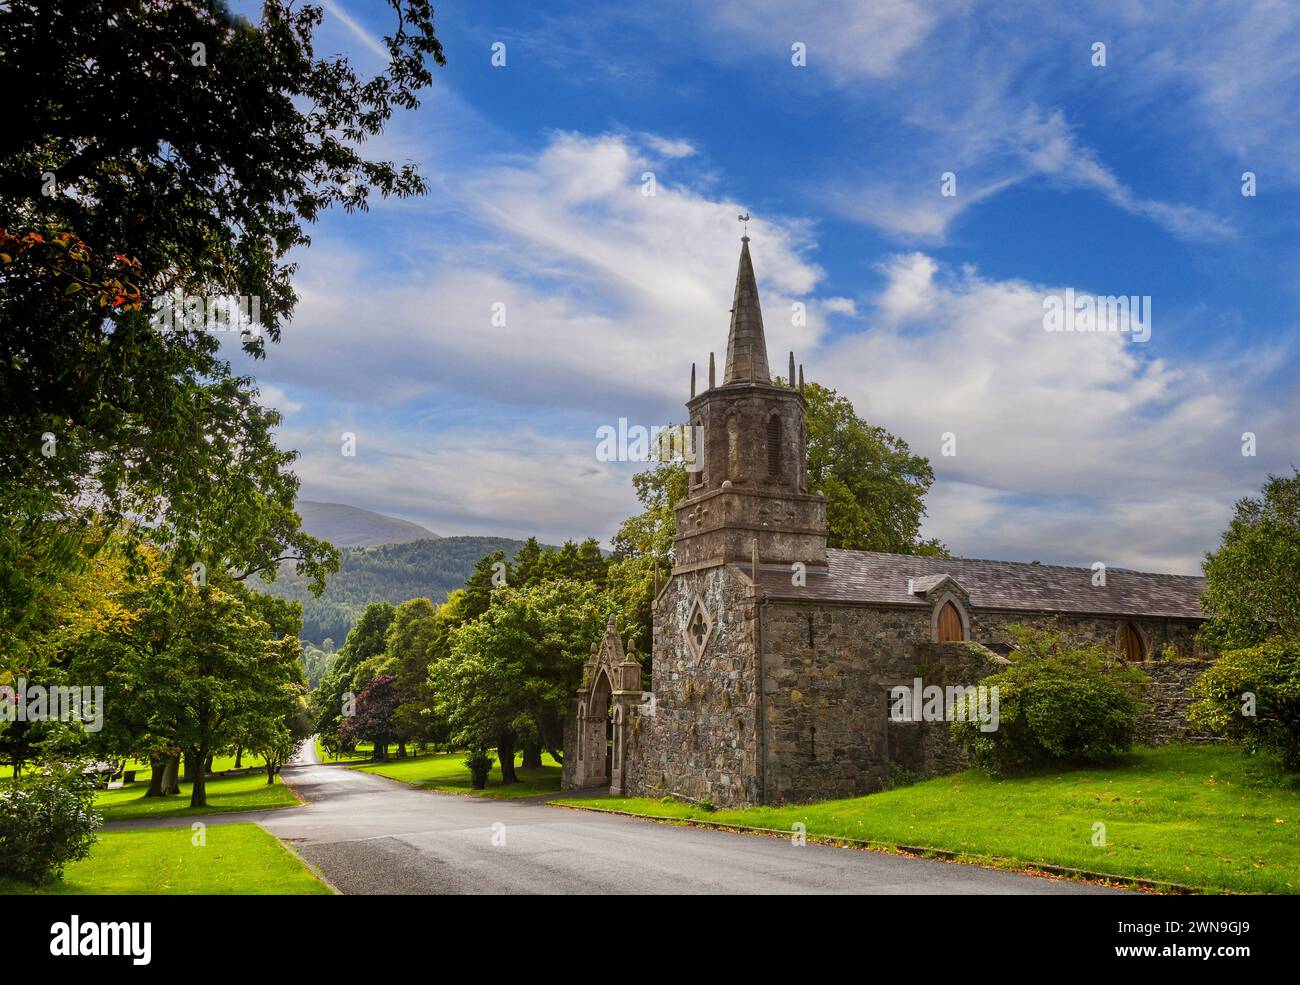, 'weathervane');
738,212,750,236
